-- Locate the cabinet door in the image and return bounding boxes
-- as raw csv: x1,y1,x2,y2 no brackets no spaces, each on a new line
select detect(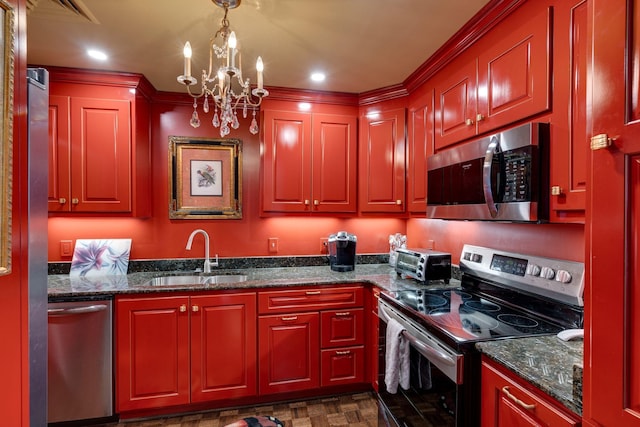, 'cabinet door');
320,308,364,348
115,296,190,412
434,58,478,150
70,97,132,212
311,114,357,212
320,346,365,387
407,93,434,213
190,293,257,403
258,312,319,395
481,359,581,427
48,95,70,212
359,108,406,212
476,4,551,134
586,1,640,426
550,0,588,222
262,110,312,212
